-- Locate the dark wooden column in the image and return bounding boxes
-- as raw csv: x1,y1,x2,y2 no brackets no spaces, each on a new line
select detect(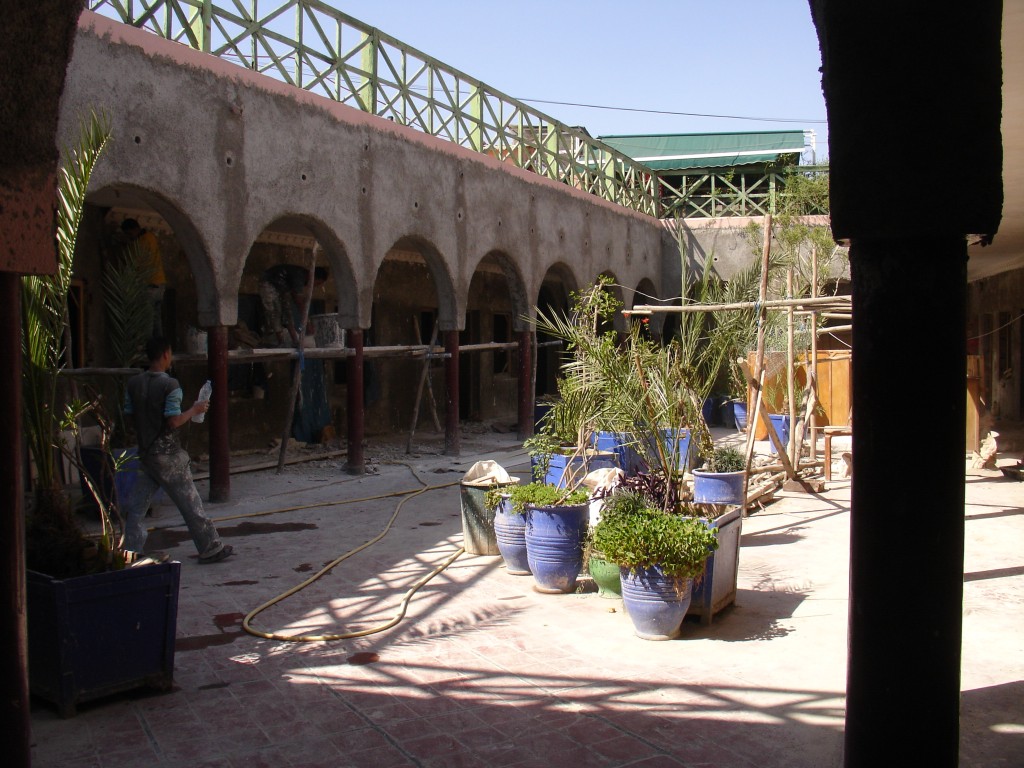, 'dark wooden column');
517,329,534,440
0,274,29,765
444,329,460,455
206,325,230,502
845,238,967,765
345,329,365,474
